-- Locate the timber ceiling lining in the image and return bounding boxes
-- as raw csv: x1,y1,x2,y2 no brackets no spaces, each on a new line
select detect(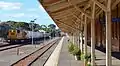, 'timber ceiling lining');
39,0,120,33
